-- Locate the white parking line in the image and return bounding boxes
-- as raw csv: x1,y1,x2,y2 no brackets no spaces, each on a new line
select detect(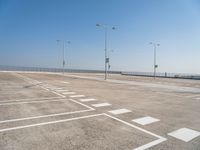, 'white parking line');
168,128,200,142
108,109,132,115
51,88,63,90
134,138,166,150
186,94,200,98
62,92,76,95
0,99,66,106
47,90,66,98
103,113,167,150
91,103,111,107
79,98,97,102
0,113,103,132
55,89,69,92
132,116,160,125
70,95,85,98
0,112,167,150
0,97,61,104
43,85,56,88
0,99,95,124
0,109,93,124
62,81,69,84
